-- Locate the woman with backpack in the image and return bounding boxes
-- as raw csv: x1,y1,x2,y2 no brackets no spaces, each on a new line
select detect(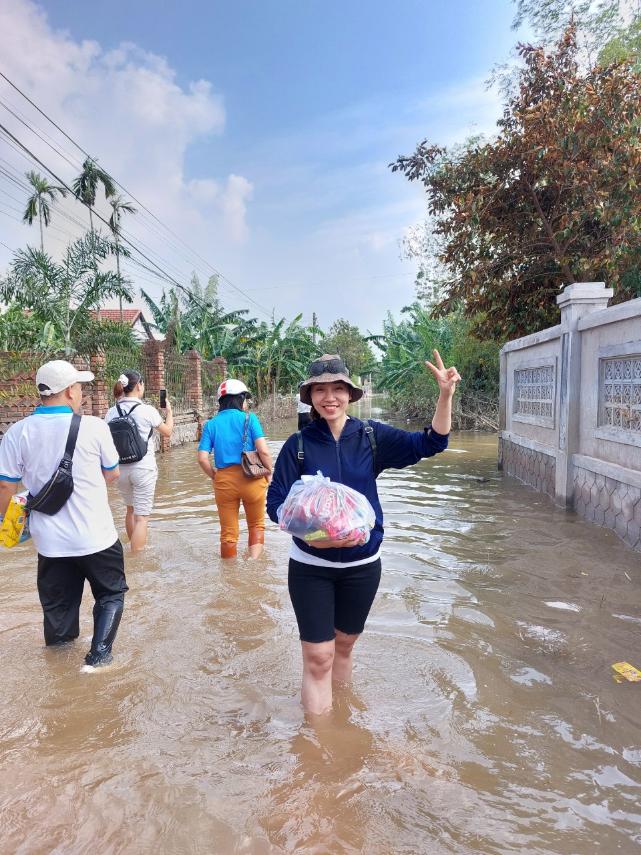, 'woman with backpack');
266,352,461,714
105,370,173,552
197,379,273,559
